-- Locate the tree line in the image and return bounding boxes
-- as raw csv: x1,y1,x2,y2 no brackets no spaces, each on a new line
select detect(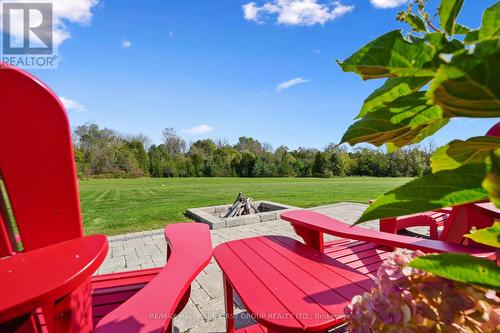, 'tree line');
73,123,434,178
